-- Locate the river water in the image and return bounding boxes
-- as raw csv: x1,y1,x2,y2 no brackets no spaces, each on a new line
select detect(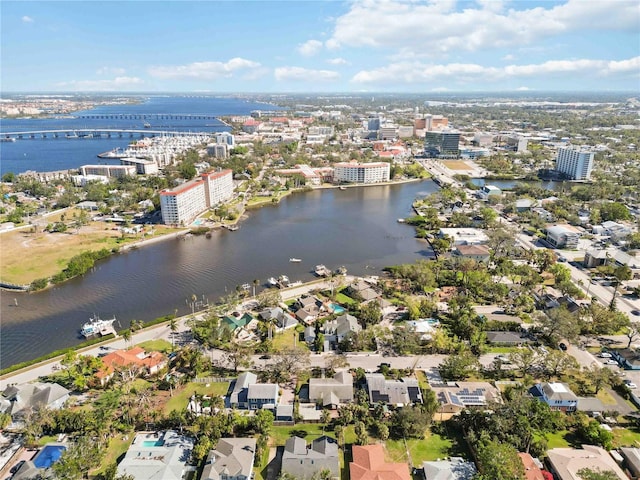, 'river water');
1,181,437,367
